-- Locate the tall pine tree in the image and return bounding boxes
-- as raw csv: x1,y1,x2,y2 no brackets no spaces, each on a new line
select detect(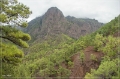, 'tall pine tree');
0,0,31,77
